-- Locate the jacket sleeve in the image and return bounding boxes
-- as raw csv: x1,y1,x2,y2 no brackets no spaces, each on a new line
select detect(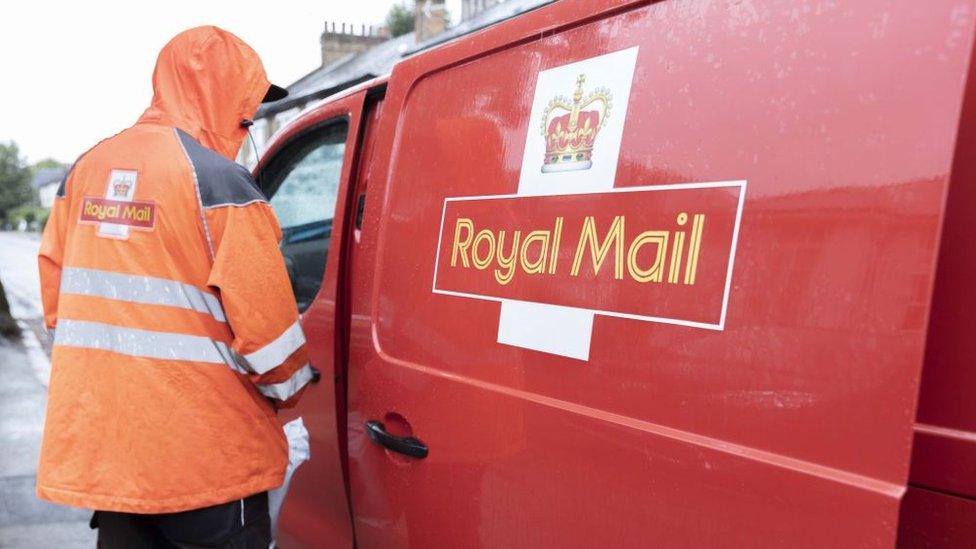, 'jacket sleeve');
205,200,312,408
38,178,71,330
